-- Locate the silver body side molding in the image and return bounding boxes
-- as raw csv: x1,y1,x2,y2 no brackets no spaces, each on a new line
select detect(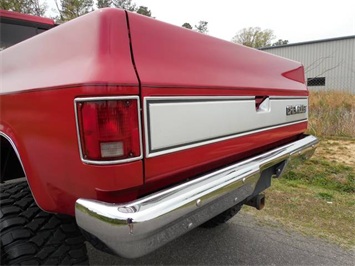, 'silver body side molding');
144,96,309,157
75,135,318,259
